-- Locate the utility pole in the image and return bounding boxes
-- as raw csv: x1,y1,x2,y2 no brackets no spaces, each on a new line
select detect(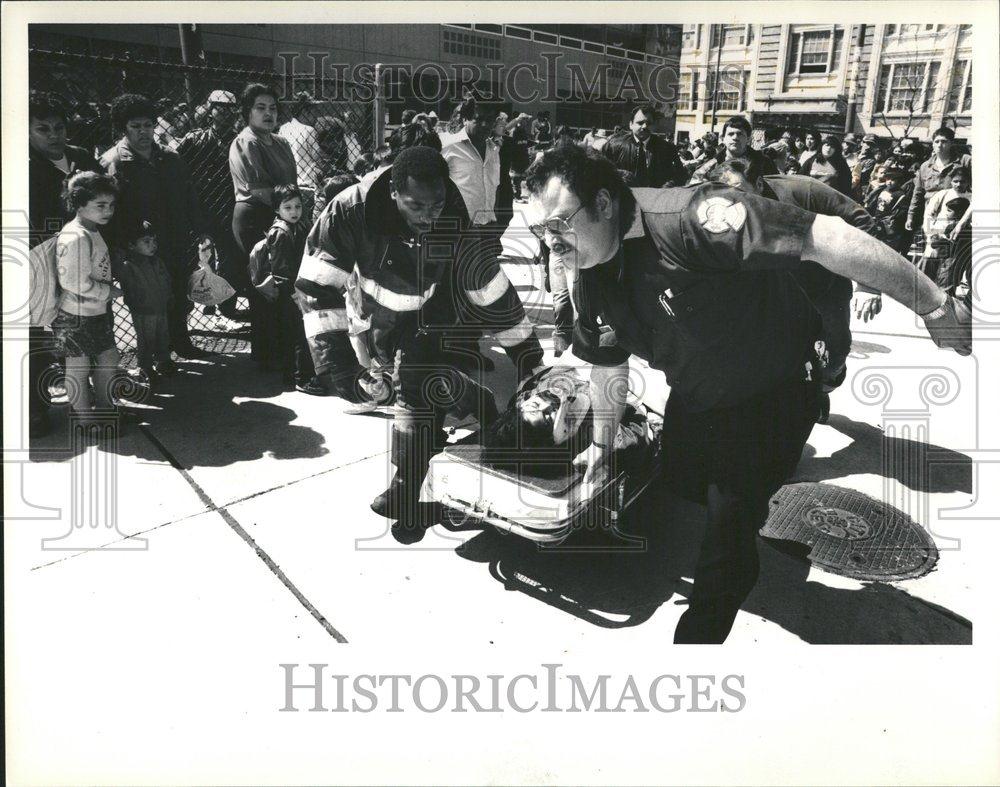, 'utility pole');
710,24,723,132
178,24,205,110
